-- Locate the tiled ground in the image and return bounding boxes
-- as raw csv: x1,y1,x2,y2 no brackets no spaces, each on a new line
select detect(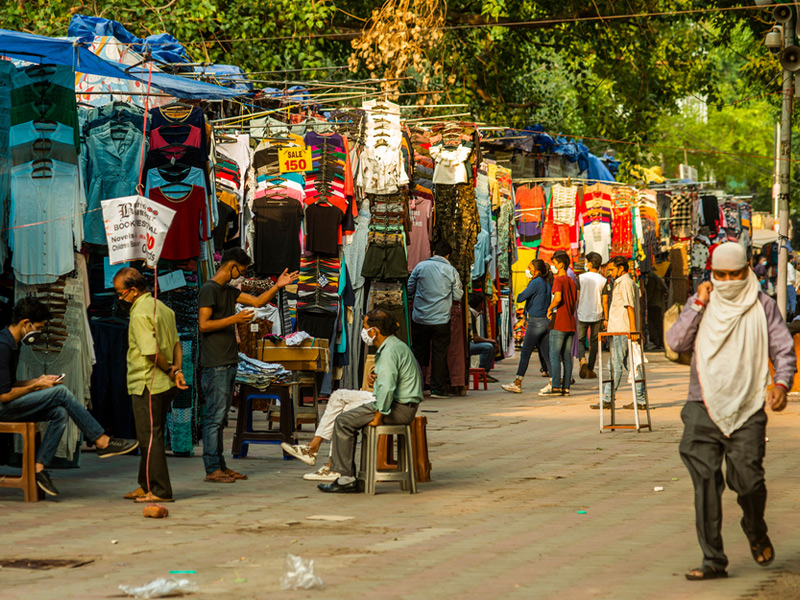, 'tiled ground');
1,352,799,600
